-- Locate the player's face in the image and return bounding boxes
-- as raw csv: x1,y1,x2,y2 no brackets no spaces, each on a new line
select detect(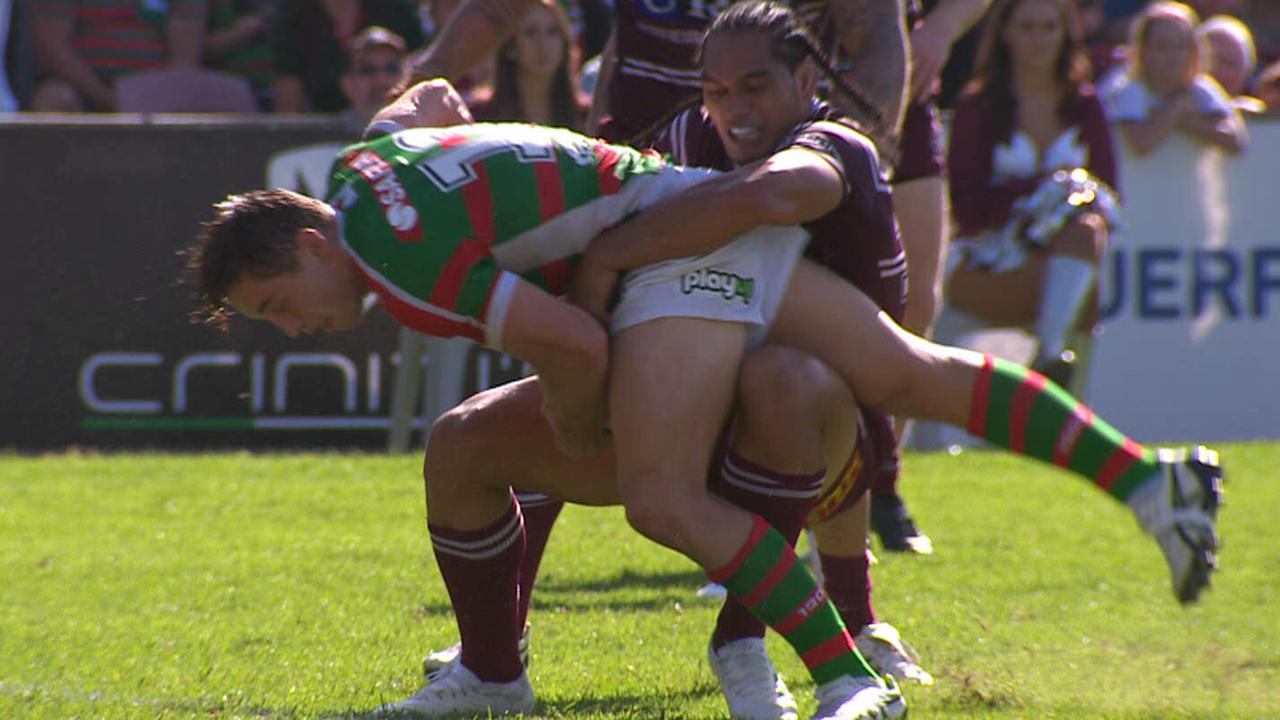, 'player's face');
1002,0,1065,74
513,4,565,78
1142,17,1196,95
701,31,817,164
227,231,366,338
